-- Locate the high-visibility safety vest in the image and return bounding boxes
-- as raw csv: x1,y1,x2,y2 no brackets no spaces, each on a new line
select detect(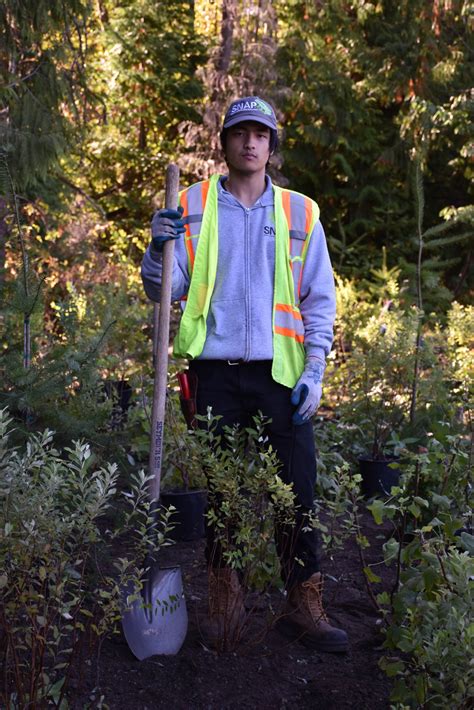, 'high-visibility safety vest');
173,174,319,389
